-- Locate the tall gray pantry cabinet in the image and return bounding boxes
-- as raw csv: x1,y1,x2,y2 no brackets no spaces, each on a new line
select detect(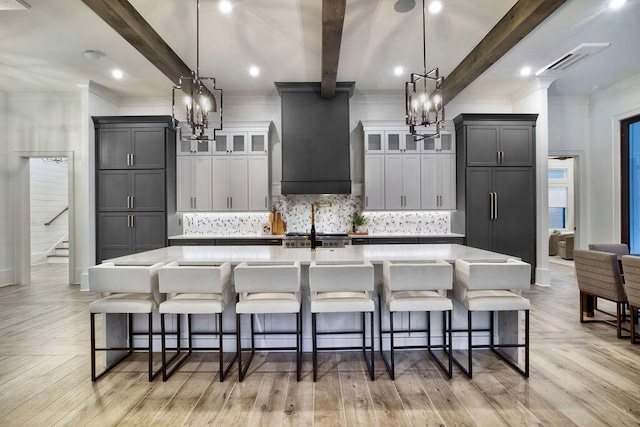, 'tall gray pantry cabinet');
94,116,176,263
452,114,537,279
